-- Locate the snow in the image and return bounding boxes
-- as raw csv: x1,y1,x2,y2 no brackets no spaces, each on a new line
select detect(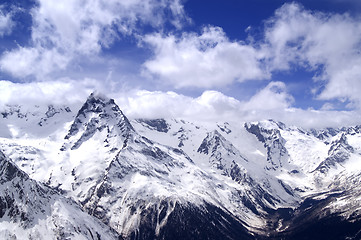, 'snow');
0,149,117,240
1,94,361,238
132,116,361,216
